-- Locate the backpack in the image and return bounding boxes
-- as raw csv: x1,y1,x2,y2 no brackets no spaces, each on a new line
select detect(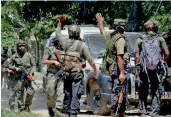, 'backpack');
64,40,83,72
140,35,162,70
